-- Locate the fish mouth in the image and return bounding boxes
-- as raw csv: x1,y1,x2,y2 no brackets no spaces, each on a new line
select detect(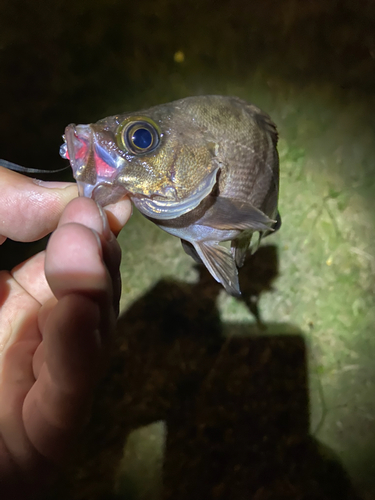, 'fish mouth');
60,123,129,203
